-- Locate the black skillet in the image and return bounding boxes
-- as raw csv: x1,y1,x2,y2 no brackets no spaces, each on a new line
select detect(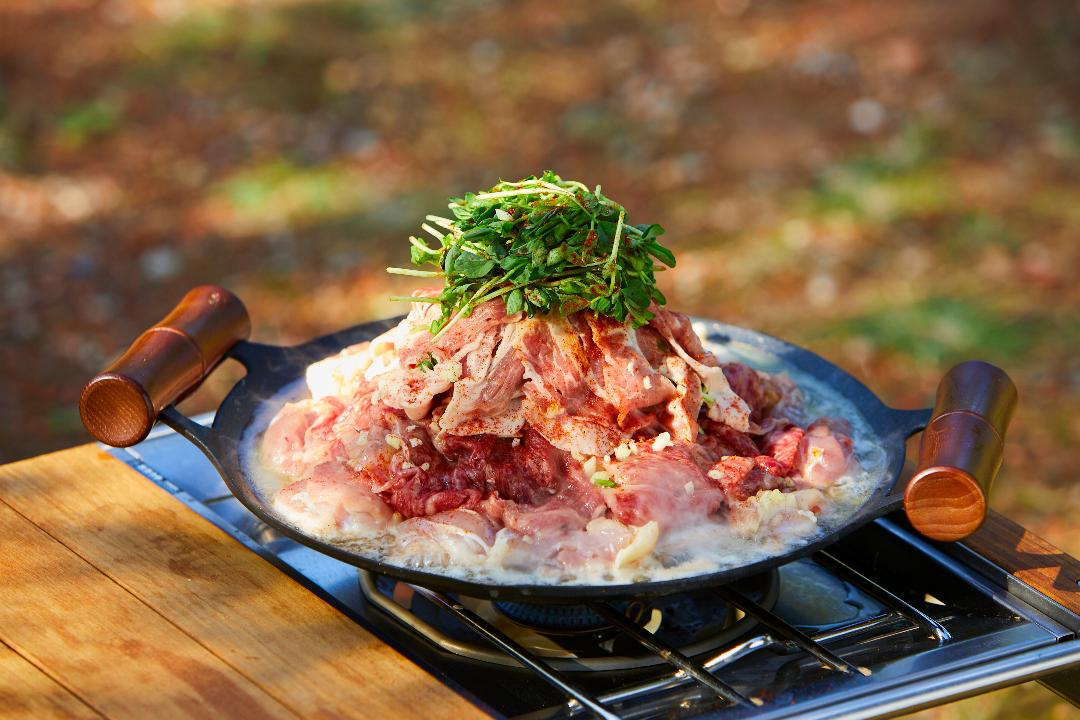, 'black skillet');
80,285,1018,601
